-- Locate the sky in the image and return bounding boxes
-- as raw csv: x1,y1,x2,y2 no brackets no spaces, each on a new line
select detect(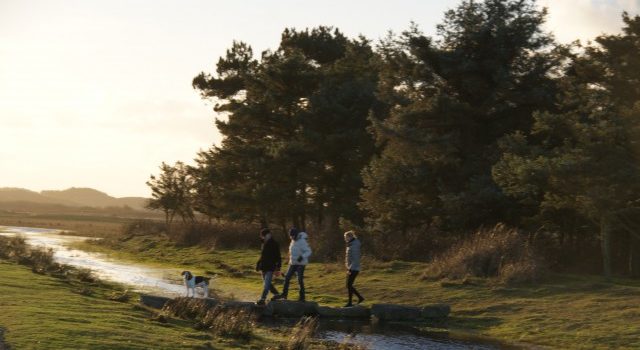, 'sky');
1,0,638,198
